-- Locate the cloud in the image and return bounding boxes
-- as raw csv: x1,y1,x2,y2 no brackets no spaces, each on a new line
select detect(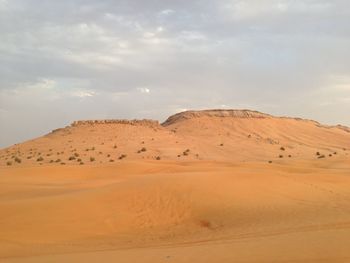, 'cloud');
137,87,151,94
0,0,350,147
